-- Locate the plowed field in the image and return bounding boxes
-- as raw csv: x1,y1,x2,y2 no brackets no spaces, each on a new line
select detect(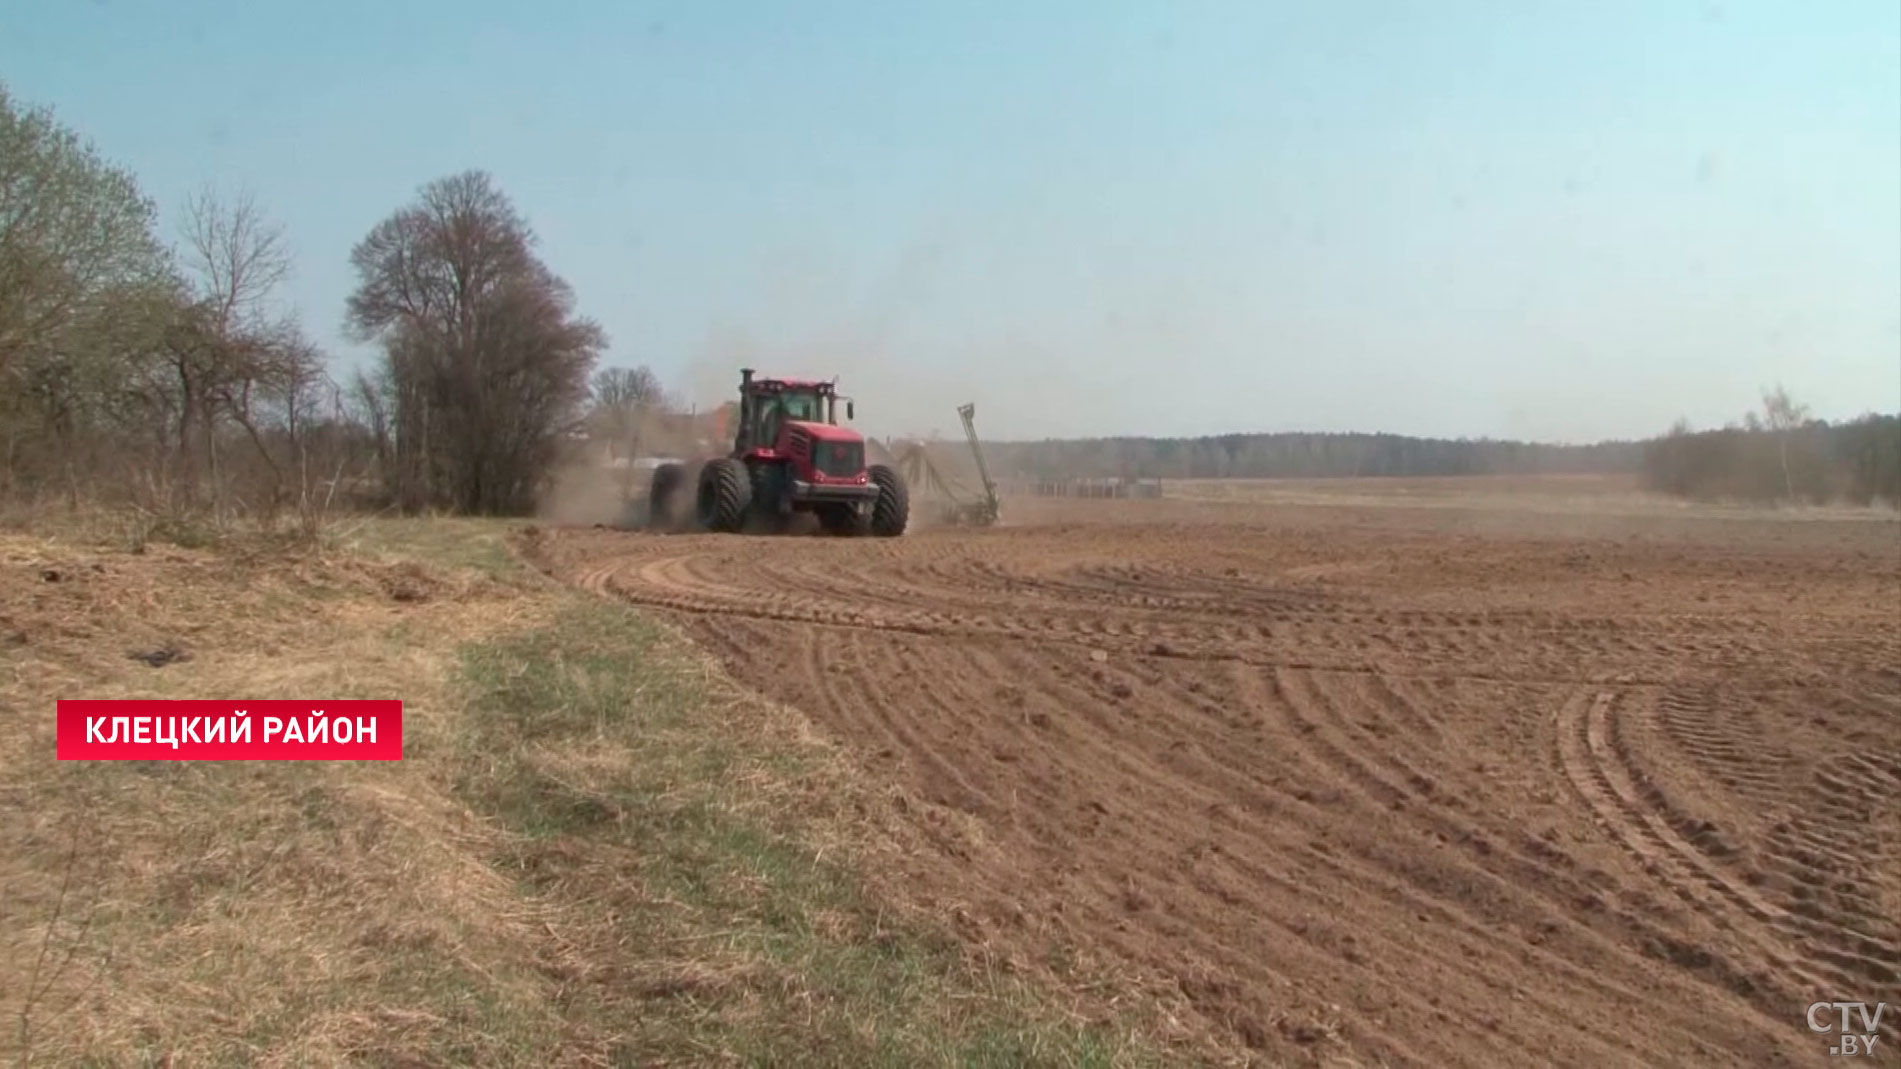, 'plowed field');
530,490,1901,1067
